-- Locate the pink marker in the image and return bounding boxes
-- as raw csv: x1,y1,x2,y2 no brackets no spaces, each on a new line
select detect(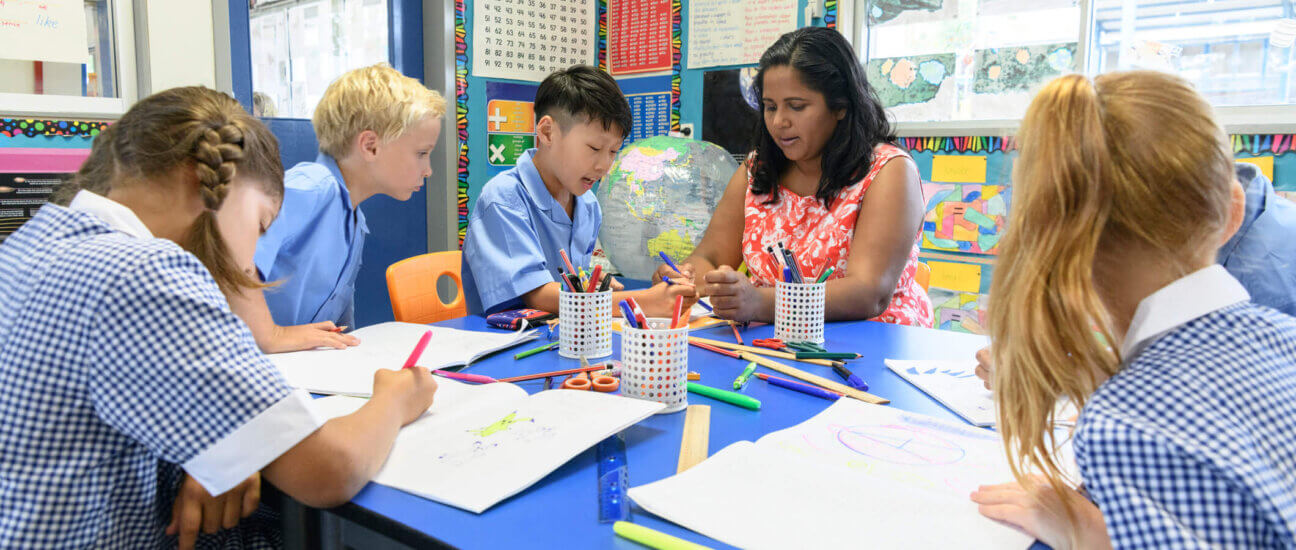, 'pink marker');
434,370,498,384
401,330,433,369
